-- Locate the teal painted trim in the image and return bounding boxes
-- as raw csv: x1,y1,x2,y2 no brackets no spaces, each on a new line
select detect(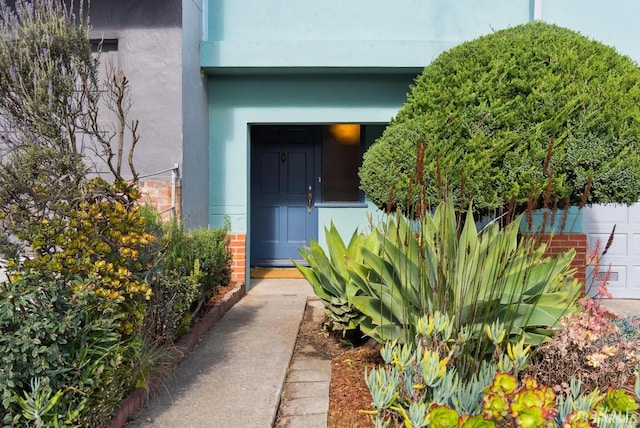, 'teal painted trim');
315,202,369,208
519,207,583,234
202,0,208,42
202,66,423,76
201,40,455,69
528,0,534,21
205,0,530,50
